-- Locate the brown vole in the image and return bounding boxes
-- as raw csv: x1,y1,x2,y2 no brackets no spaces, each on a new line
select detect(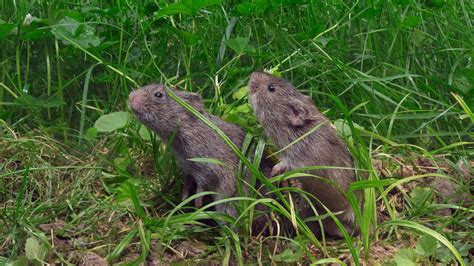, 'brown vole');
248,72,359,238
129,84,246,217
